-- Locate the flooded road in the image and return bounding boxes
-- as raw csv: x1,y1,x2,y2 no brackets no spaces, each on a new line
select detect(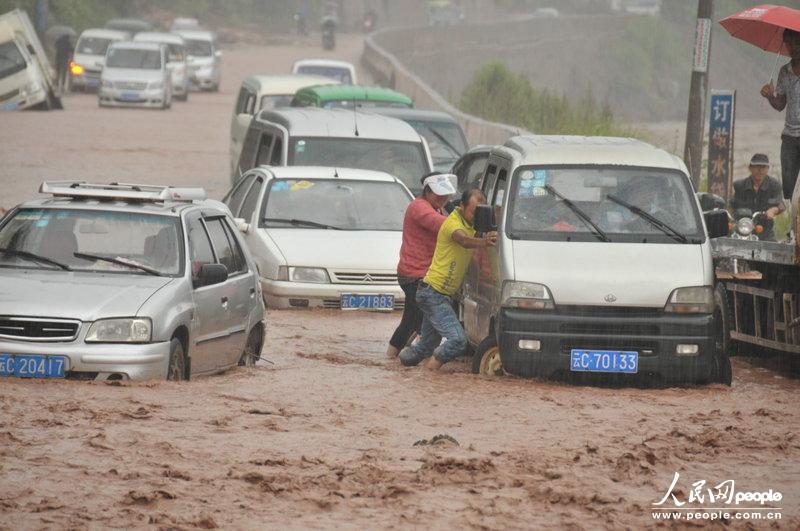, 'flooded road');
0,33,798,529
